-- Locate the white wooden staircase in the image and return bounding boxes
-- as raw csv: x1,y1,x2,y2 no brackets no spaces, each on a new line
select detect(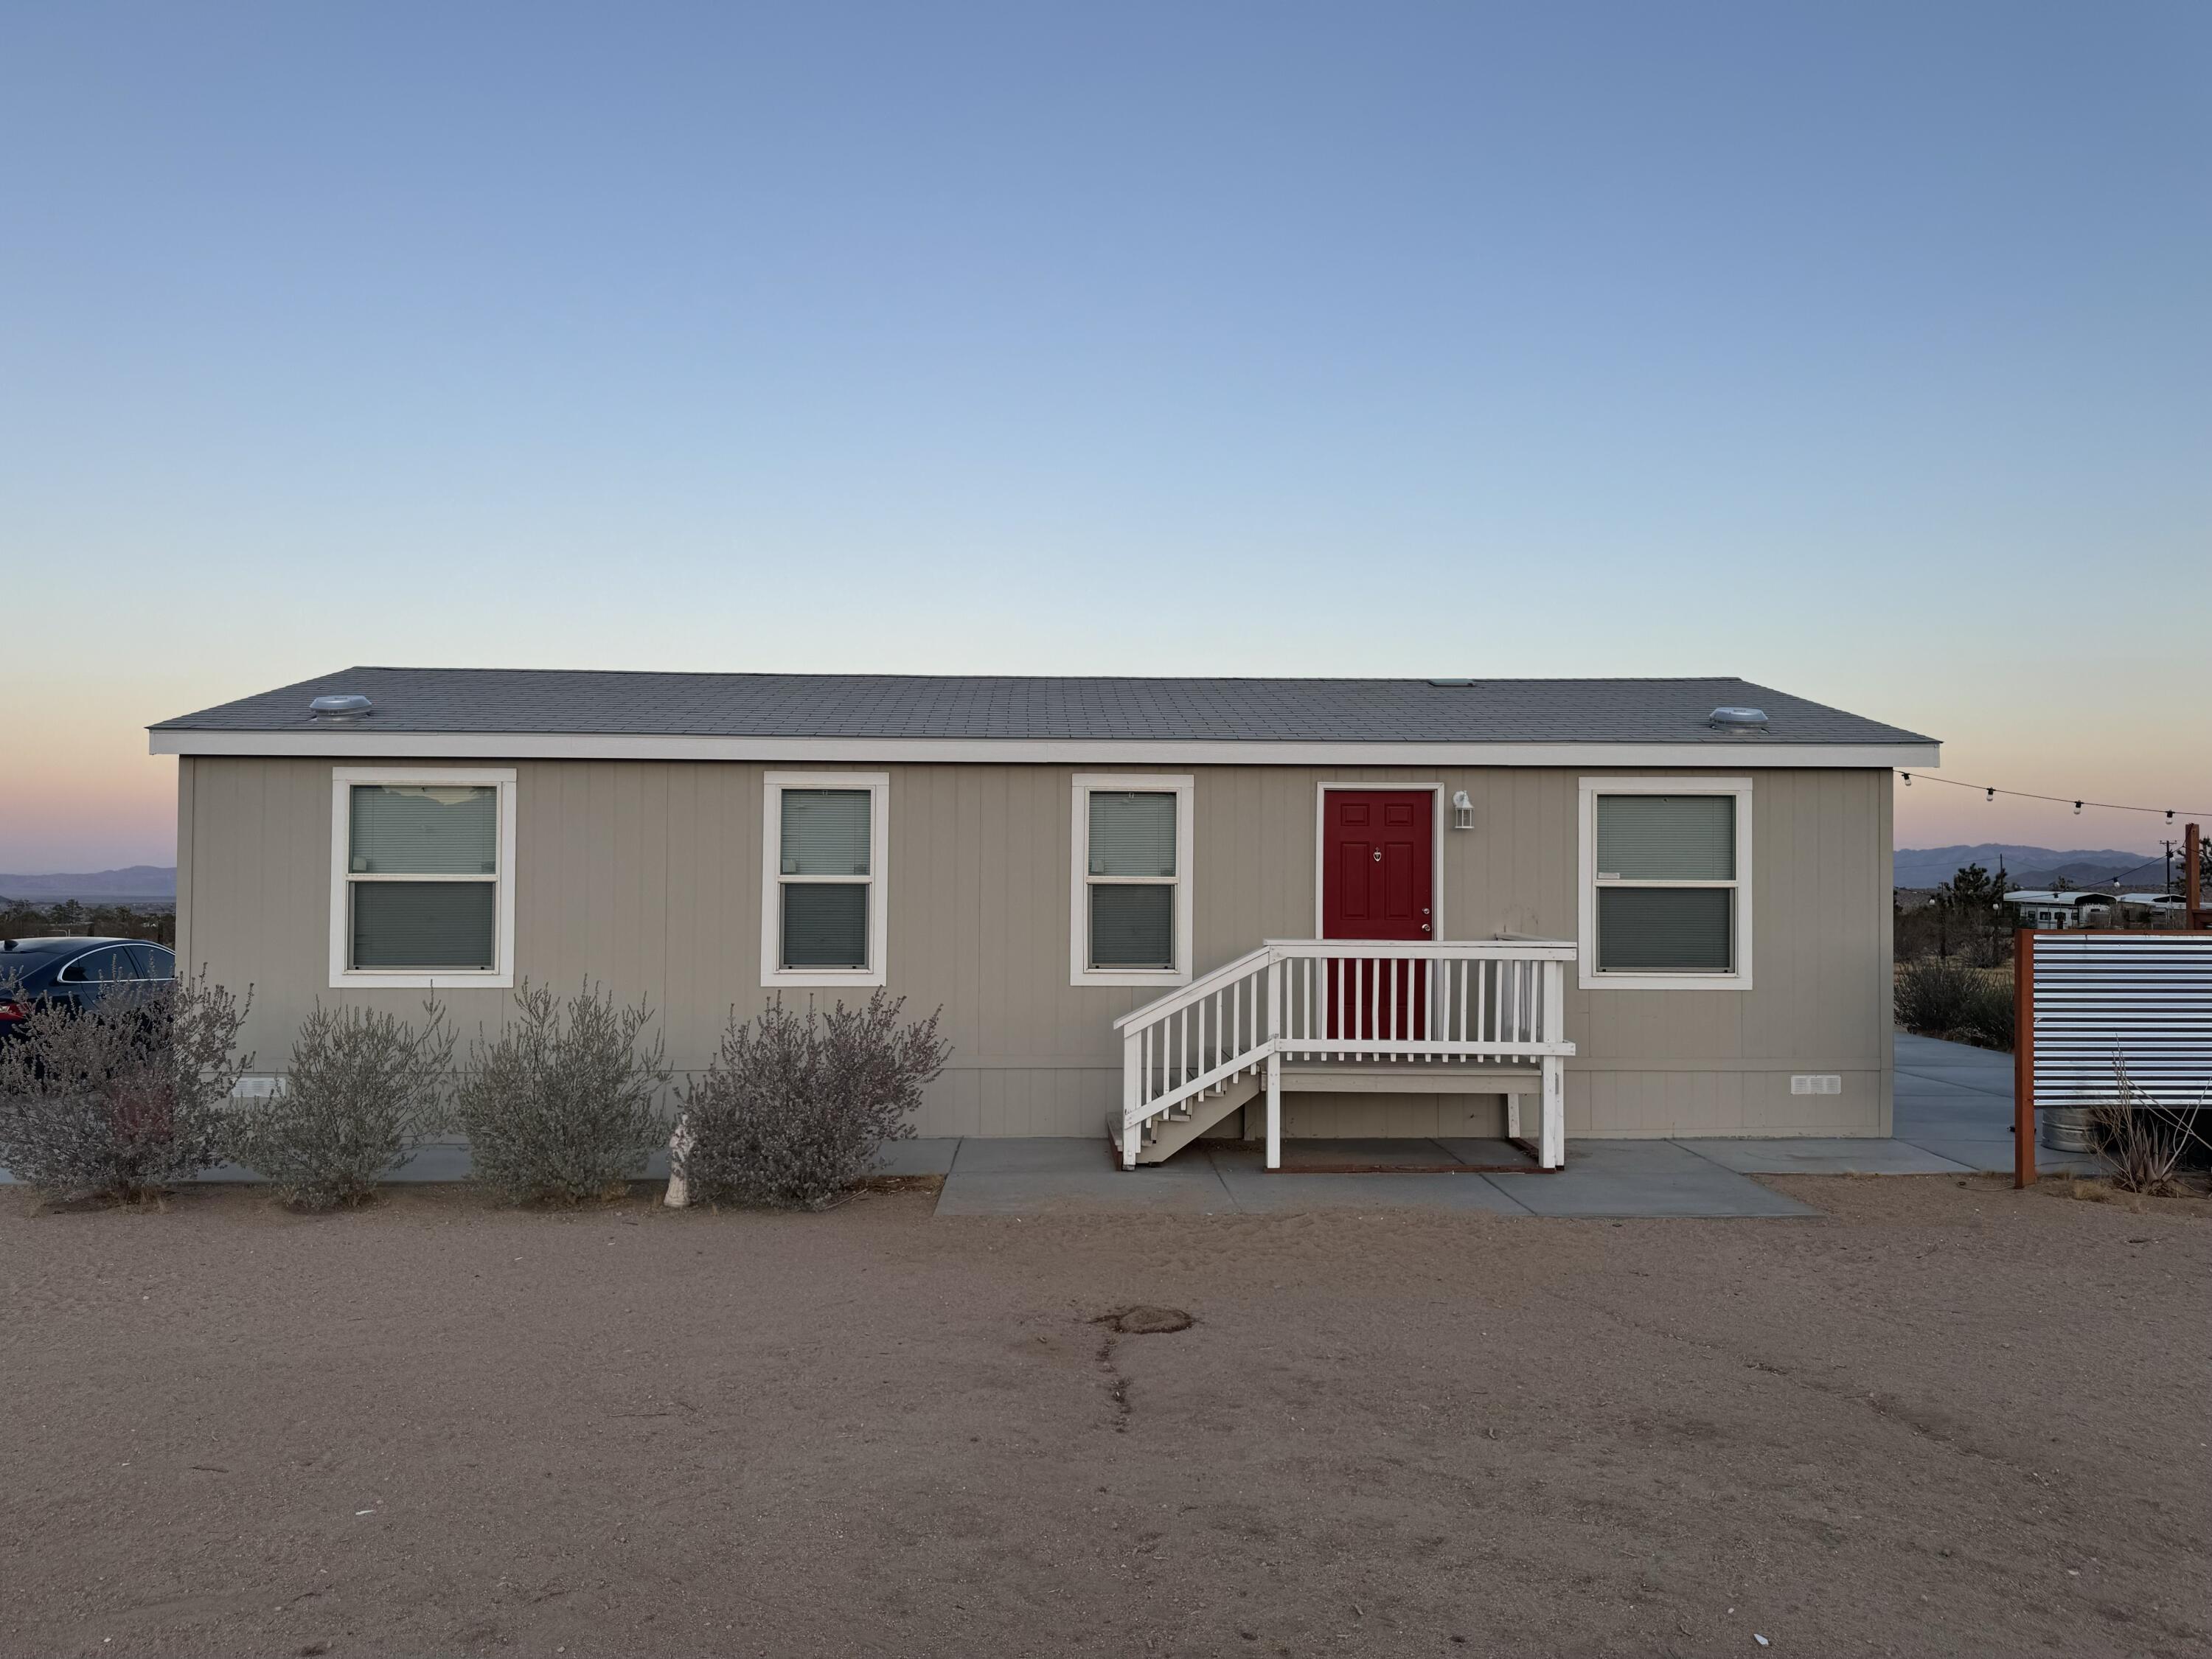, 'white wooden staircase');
1107,939,1577,1171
